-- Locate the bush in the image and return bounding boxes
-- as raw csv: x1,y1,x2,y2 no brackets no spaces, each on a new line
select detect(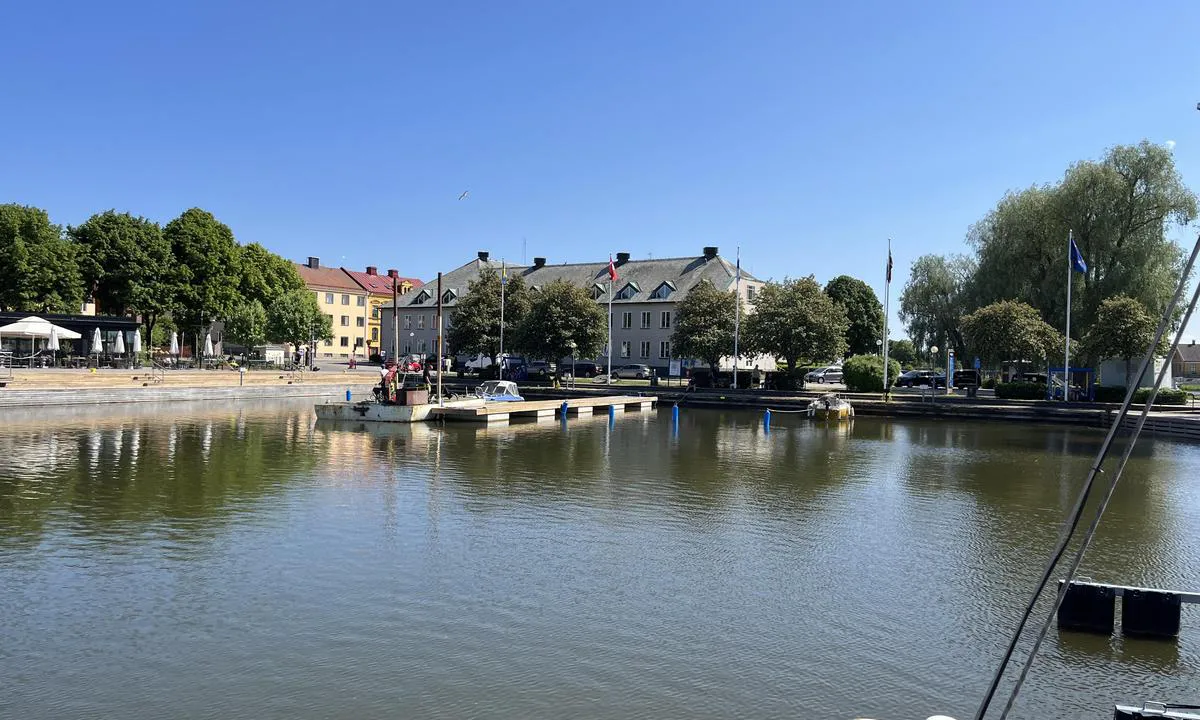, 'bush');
981,375,996,389
1094,386,1189,405
842,354,901,392
994,381,1045,400
772,369,804,391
